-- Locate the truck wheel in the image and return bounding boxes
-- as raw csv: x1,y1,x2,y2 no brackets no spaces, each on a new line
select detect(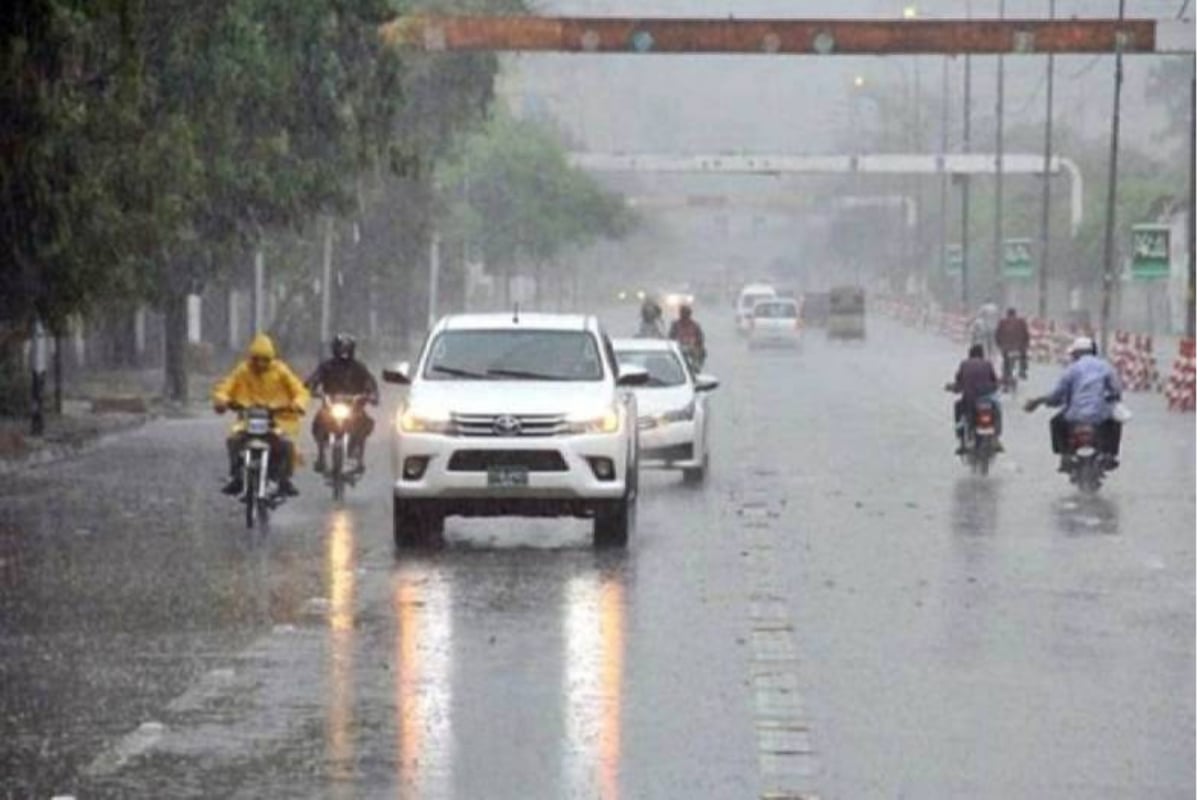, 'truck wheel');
593,499,631,548
393,499,440,549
